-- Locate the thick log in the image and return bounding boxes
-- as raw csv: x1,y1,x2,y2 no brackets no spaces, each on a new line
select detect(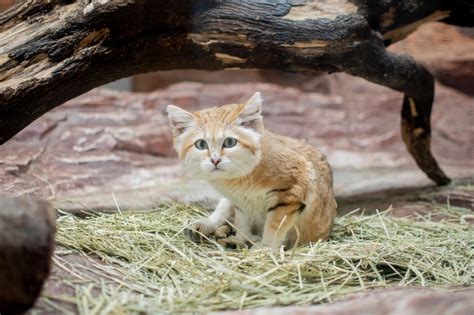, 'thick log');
0,197,56,314
0,0,466,185
343,36,451,185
